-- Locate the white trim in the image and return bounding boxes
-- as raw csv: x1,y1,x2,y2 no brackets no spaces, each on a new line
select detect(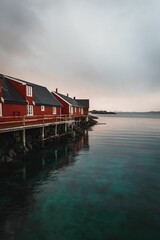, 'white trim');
53,92,71,106
1,97,4,103
0,103,2,116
